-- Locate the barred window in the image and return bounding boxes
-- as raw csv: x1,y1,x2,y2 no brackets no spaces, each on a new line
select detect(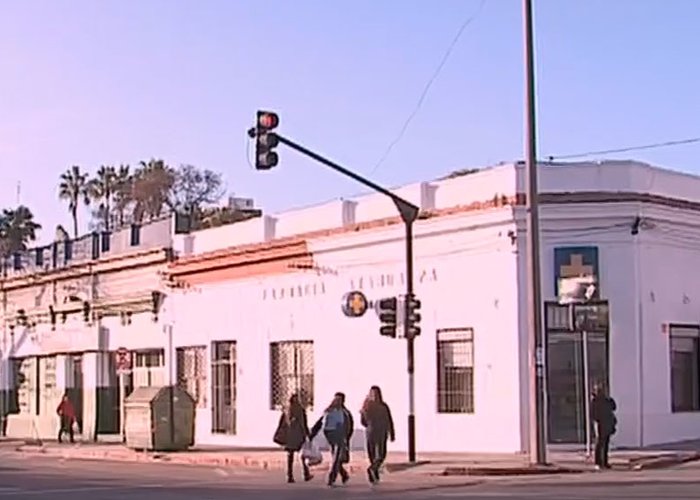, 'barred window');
437,328,474,413
211,341,237,434
177,346,207,408
270,341,314,410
